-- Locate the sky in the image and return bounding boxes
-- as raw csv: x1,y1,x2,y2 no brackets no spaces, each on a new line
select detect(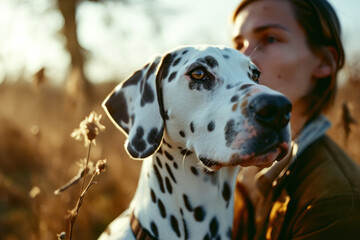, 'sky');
0,0,359,84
